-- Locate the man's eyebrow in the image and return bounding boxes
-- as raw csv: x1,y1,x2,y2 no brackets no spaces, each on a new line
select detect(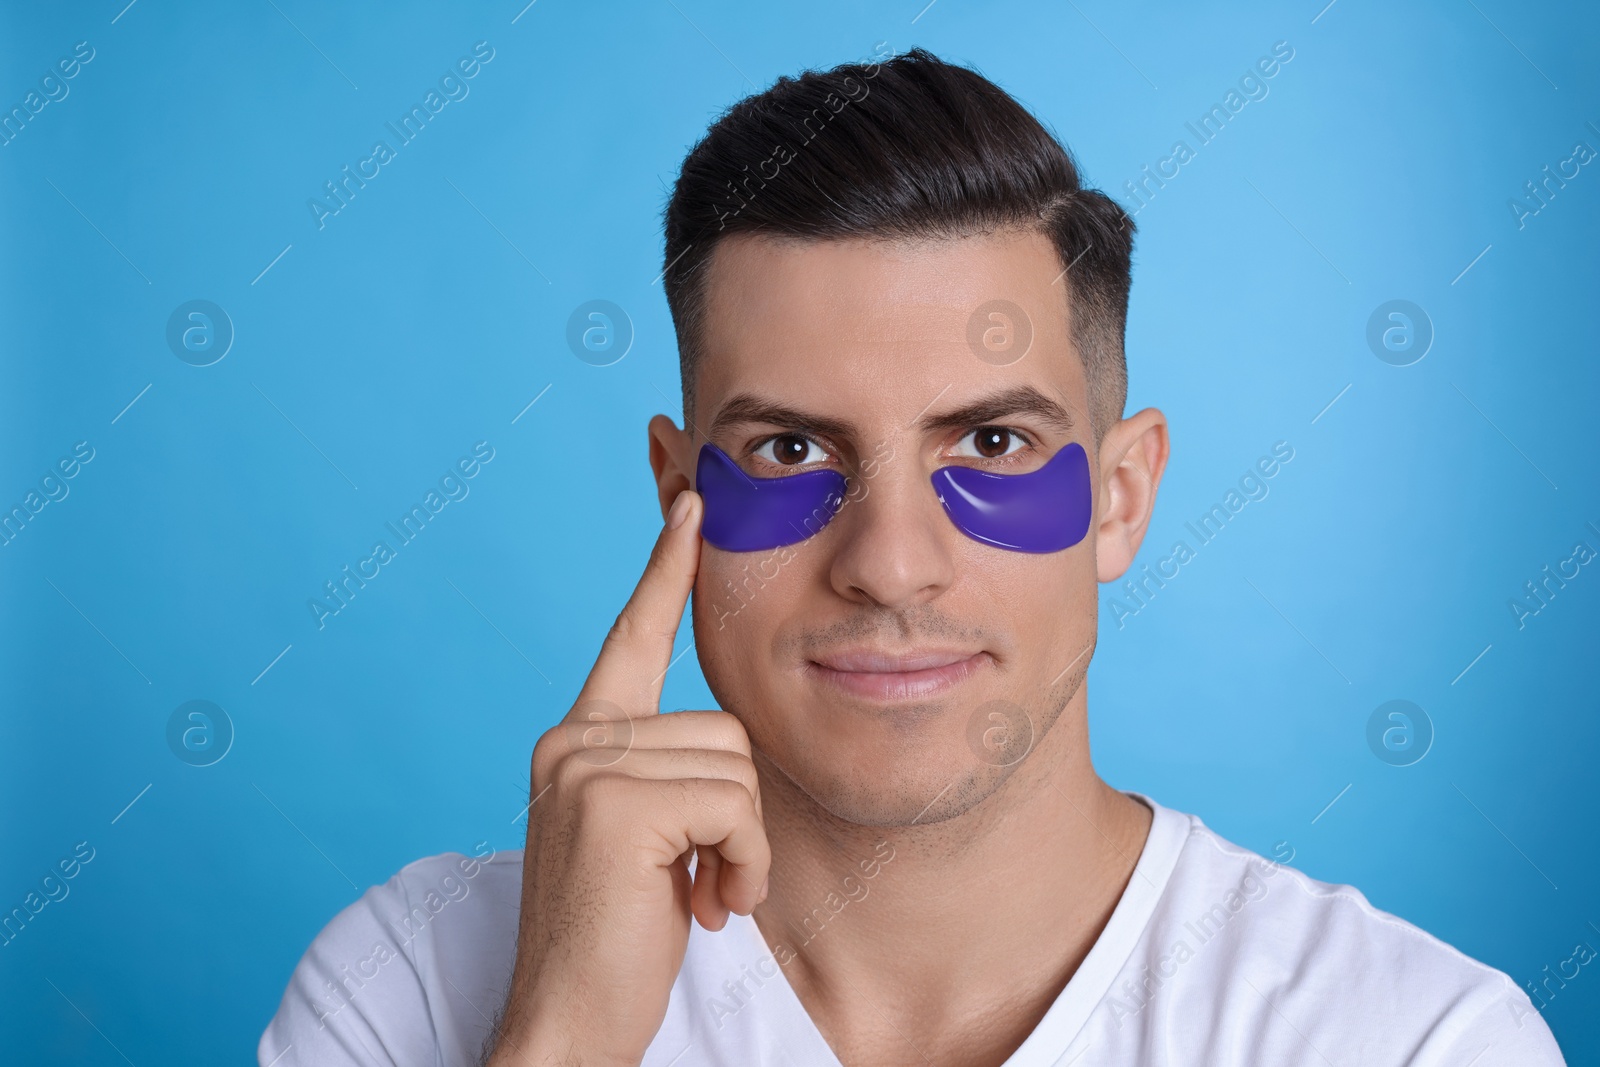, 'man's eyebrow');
917,385,1076,435
708,392,860,442
707,385,1075,442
